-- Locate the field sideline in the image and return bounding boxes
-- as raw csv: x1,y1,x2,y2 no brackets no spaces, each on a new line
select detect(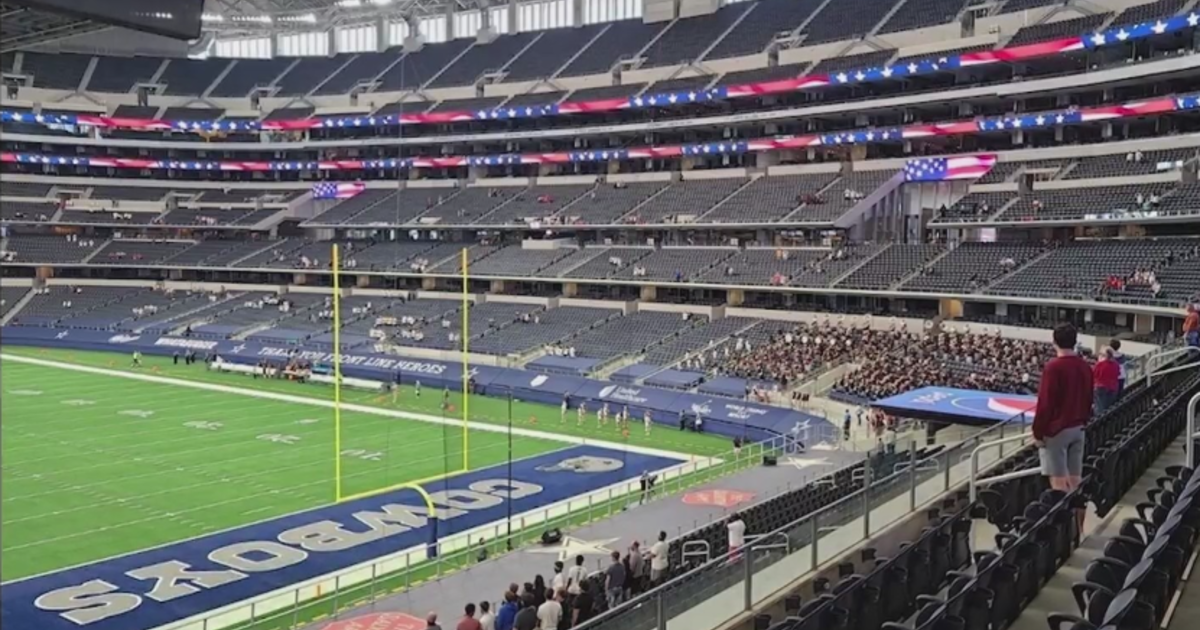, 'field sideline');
0,347,730,583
